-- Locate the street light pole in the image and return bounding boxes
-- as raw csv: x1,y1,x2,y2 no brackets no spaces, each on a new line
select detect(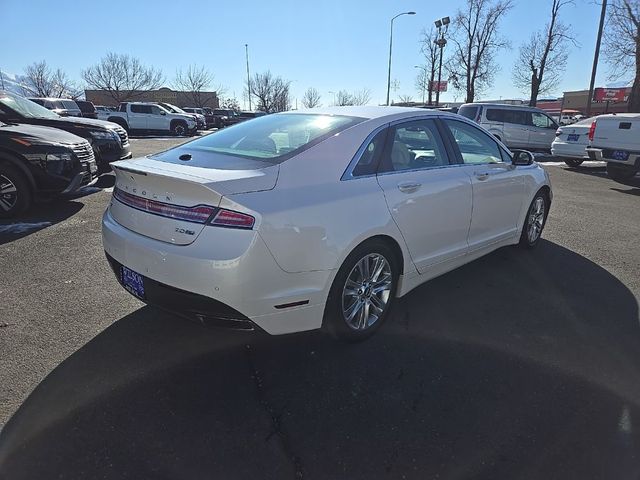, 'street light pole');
434,17,450,108
387,11,416,106
586,0,607,117
245,44,251,111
